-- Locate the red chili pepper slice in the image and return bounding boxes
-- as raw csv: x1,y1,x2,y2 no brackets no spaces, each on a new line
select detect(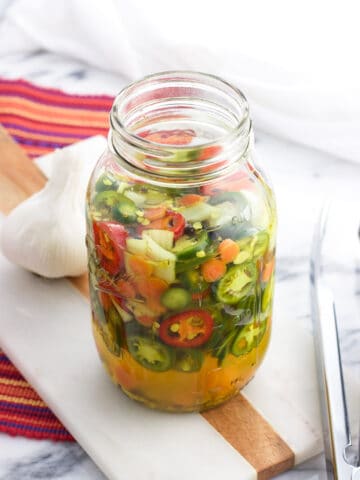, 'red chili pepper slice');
159,310,214,348
93,222,128,275
139,210,185,240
